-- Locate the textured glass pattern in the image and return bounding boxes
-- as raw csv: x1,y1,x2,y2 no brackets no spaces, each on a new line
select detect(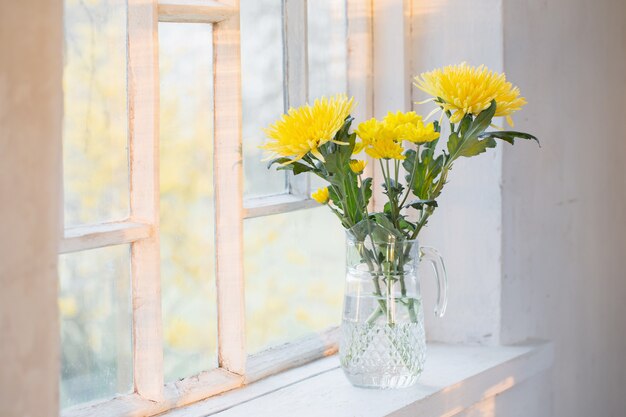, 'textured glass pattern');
159,22,218,382
340,300,426,389
241,0,287,198
63,0,129,226
244,208,345,353
59,245,132,408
